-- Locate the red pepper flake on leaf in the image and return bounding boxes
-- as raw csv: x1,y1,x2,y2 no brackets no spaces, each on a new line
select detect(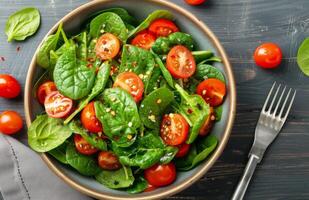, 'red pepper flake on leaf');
0,56,5,61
